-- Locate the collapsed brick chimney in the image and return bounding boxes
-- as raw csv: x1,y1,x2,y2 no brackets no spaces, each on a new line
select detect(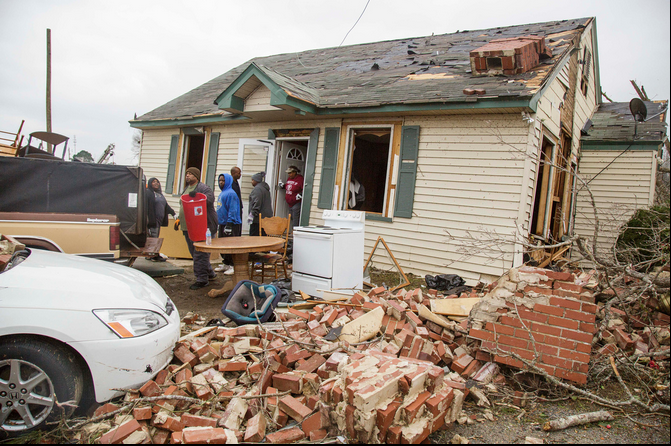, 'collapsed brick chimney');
470,35,552,76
